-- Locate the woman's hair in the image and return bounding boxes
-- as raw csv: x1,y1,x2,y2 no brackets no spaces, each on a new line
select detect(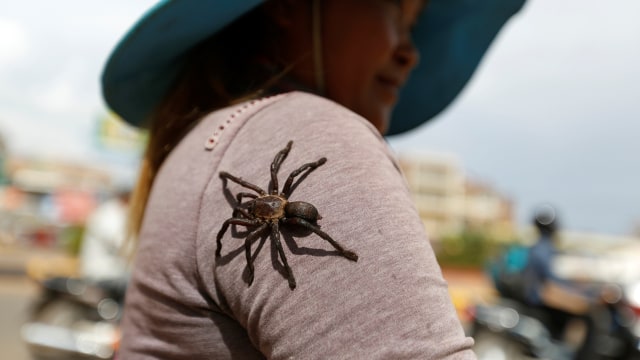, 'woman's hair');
126,4,287,246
